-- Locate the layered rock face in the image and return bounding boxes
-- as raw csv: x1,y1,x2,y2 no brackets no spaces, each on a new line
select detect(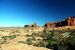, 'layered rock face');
44,17,75,28
67,17,75,26
44,22,56,28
